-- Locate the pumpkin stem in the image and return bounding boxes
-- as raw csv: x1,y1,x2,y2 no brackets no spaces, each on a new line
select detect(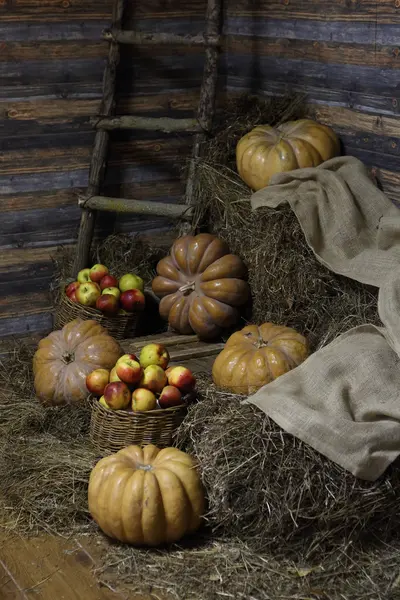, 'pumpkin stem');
62,352,75,364
179,281,196,295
